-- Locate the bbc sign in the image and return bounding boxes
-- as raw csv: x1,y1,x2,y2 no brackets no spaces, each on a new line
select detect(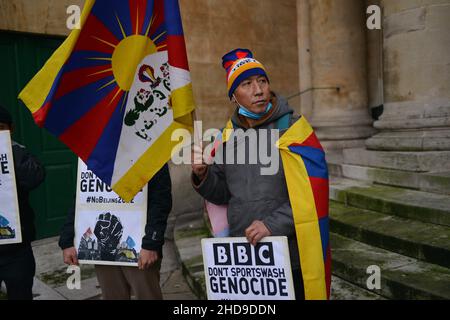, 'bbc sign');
202,237,295,300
